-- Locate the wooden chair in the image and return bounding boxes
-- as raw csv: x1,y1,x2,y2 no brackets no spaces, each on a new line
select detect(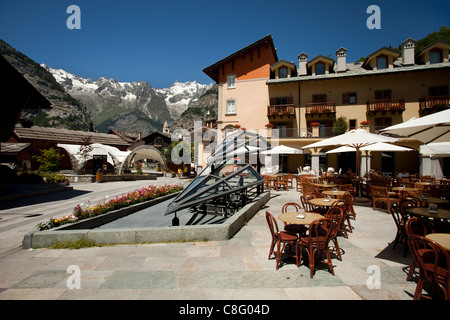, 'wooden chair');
302,182,316,199
408,235,450,300
286,173,294,189
341,191,355,237
389,202,410,257
275,175,288,191
405,217,435,281
300,195,318,213
299,218,336,278
282,202,307,236
324,204,345,261
295,175,303,192
370,185,399,214
265,211,299,270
